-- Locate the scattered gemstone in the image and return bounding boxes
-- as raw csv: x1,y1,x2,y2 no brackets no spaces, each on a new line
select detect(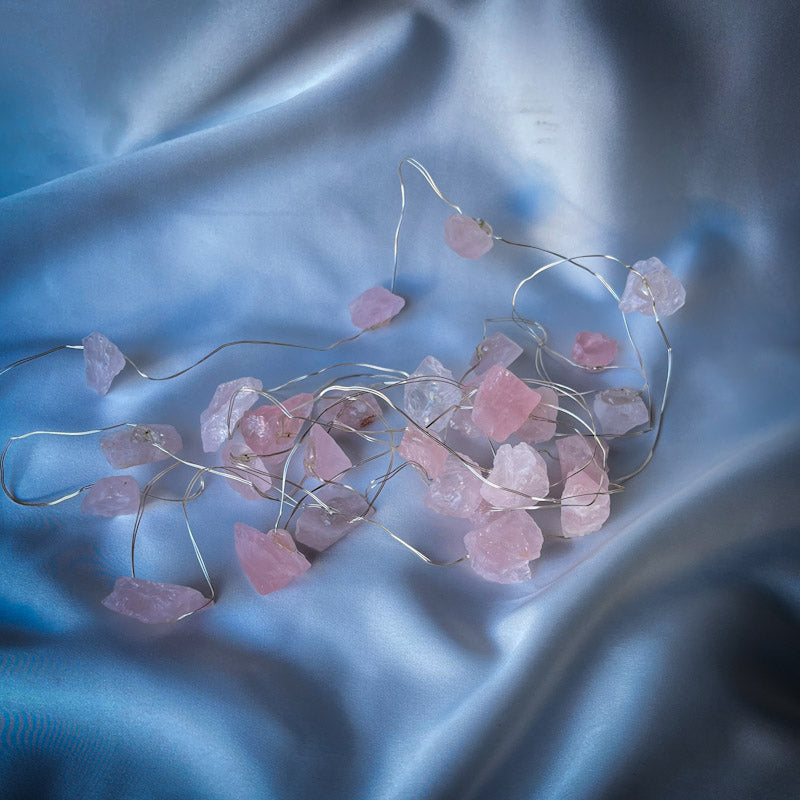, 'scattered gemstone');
467,332,523,385
100,424,183,469
561,473,611,537
481,442,549,508
471,365,541,442
81,475,140,517
295,485,374,551
404,355,462,432
240,393,313,458
200,377,262,453
102,576,210,623
593,388,649,435
571,331,618,368
234,523,311,595
424,455,484,519
397,425,449,478
464,510,543,584
82,332,126,396
444,214,494,259
315,390,381,431
618,257,686,317
449,406,484,438
516,386,558,444
556,435,608,485
220,440,272,501
304,424,352,482
349,286,406,330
